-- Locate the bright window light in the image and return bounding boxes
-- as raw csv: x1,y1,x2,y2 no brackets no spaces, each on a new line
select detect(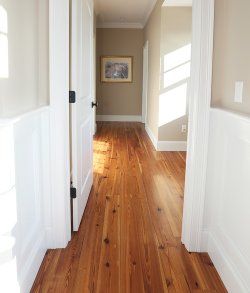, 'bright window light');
159,44,191,127
159,83,187,127
0,6,7,33
164,44,191,72
0,6,9,78
164,62,190,88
